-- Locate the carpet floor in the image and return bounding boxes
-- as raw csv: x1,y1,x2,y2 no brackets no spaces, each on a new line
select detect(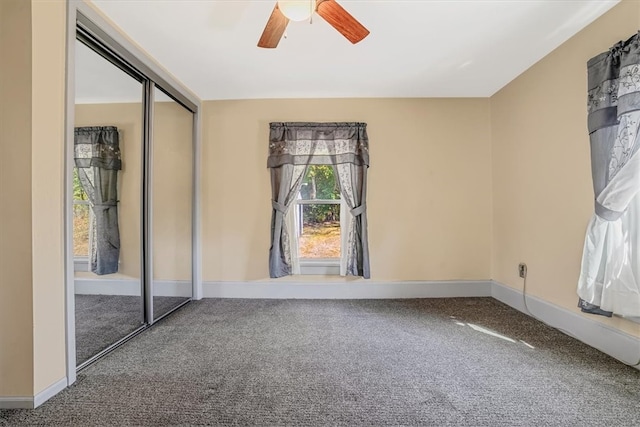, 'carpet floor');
2,298,639,426
75,294,189,365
